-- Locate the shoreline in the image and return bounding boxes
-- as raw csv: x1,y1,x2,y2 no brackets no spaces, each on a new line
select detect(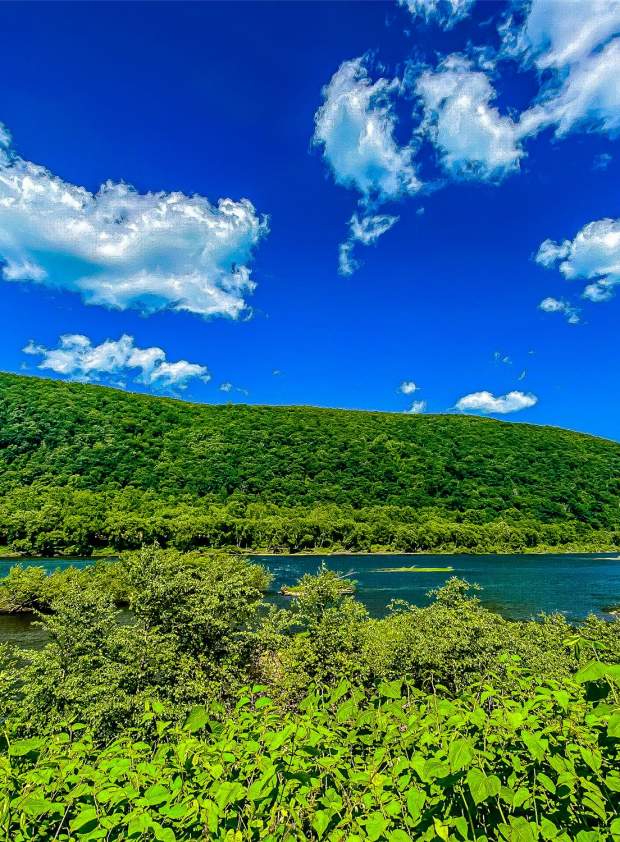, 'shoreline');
1,549,619,563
